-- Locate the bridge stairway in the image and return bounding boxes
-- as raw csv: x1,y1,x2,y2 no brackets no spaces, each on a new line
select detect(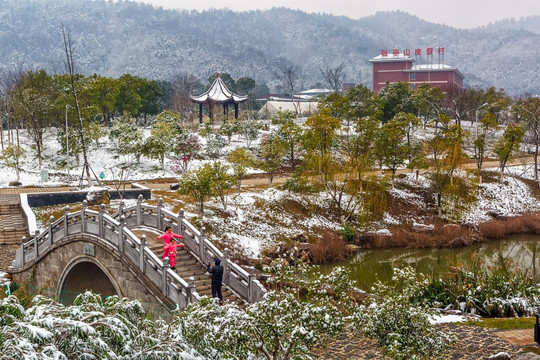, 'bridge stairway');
130,228,244,307
0,195,29,245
